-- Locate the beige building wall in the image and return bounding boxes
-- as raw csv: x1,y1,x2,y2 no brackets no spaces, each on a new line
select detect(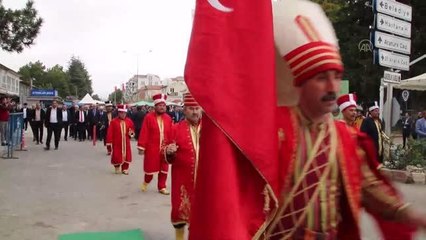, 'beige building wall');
0,64,20,96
